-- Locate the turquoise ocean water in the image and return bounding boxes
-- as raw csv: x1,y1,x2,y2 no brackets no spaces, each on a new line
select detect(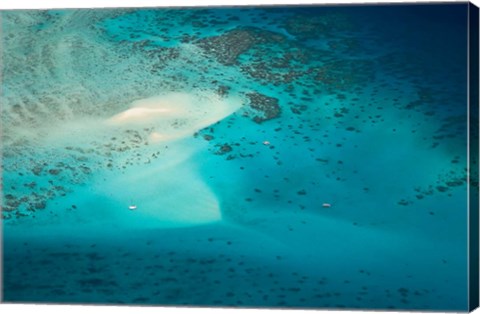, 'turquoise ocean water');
1,4,471,310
